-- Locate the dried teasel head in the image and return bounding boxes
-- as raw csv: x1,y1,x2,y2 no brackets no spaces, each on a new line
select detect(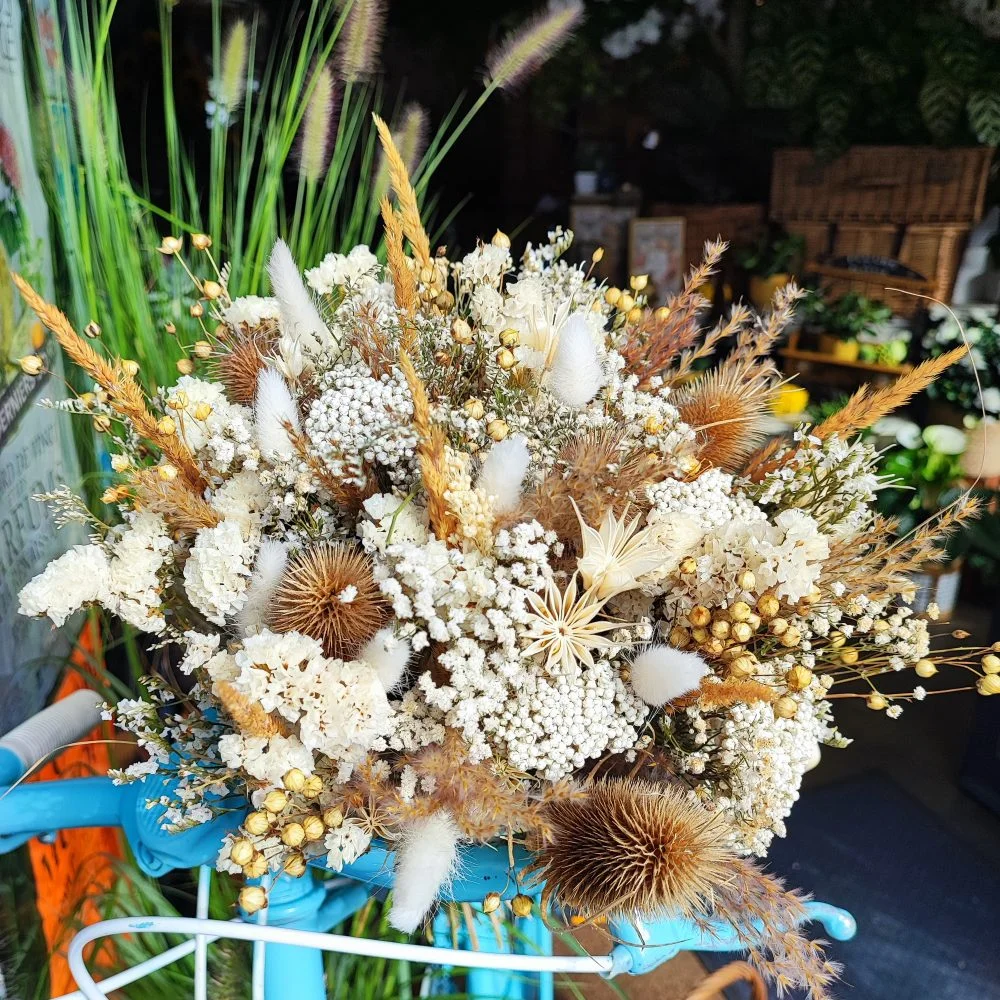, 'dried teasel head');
268,542,389,659
214,321,279,405
531,778,732,921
